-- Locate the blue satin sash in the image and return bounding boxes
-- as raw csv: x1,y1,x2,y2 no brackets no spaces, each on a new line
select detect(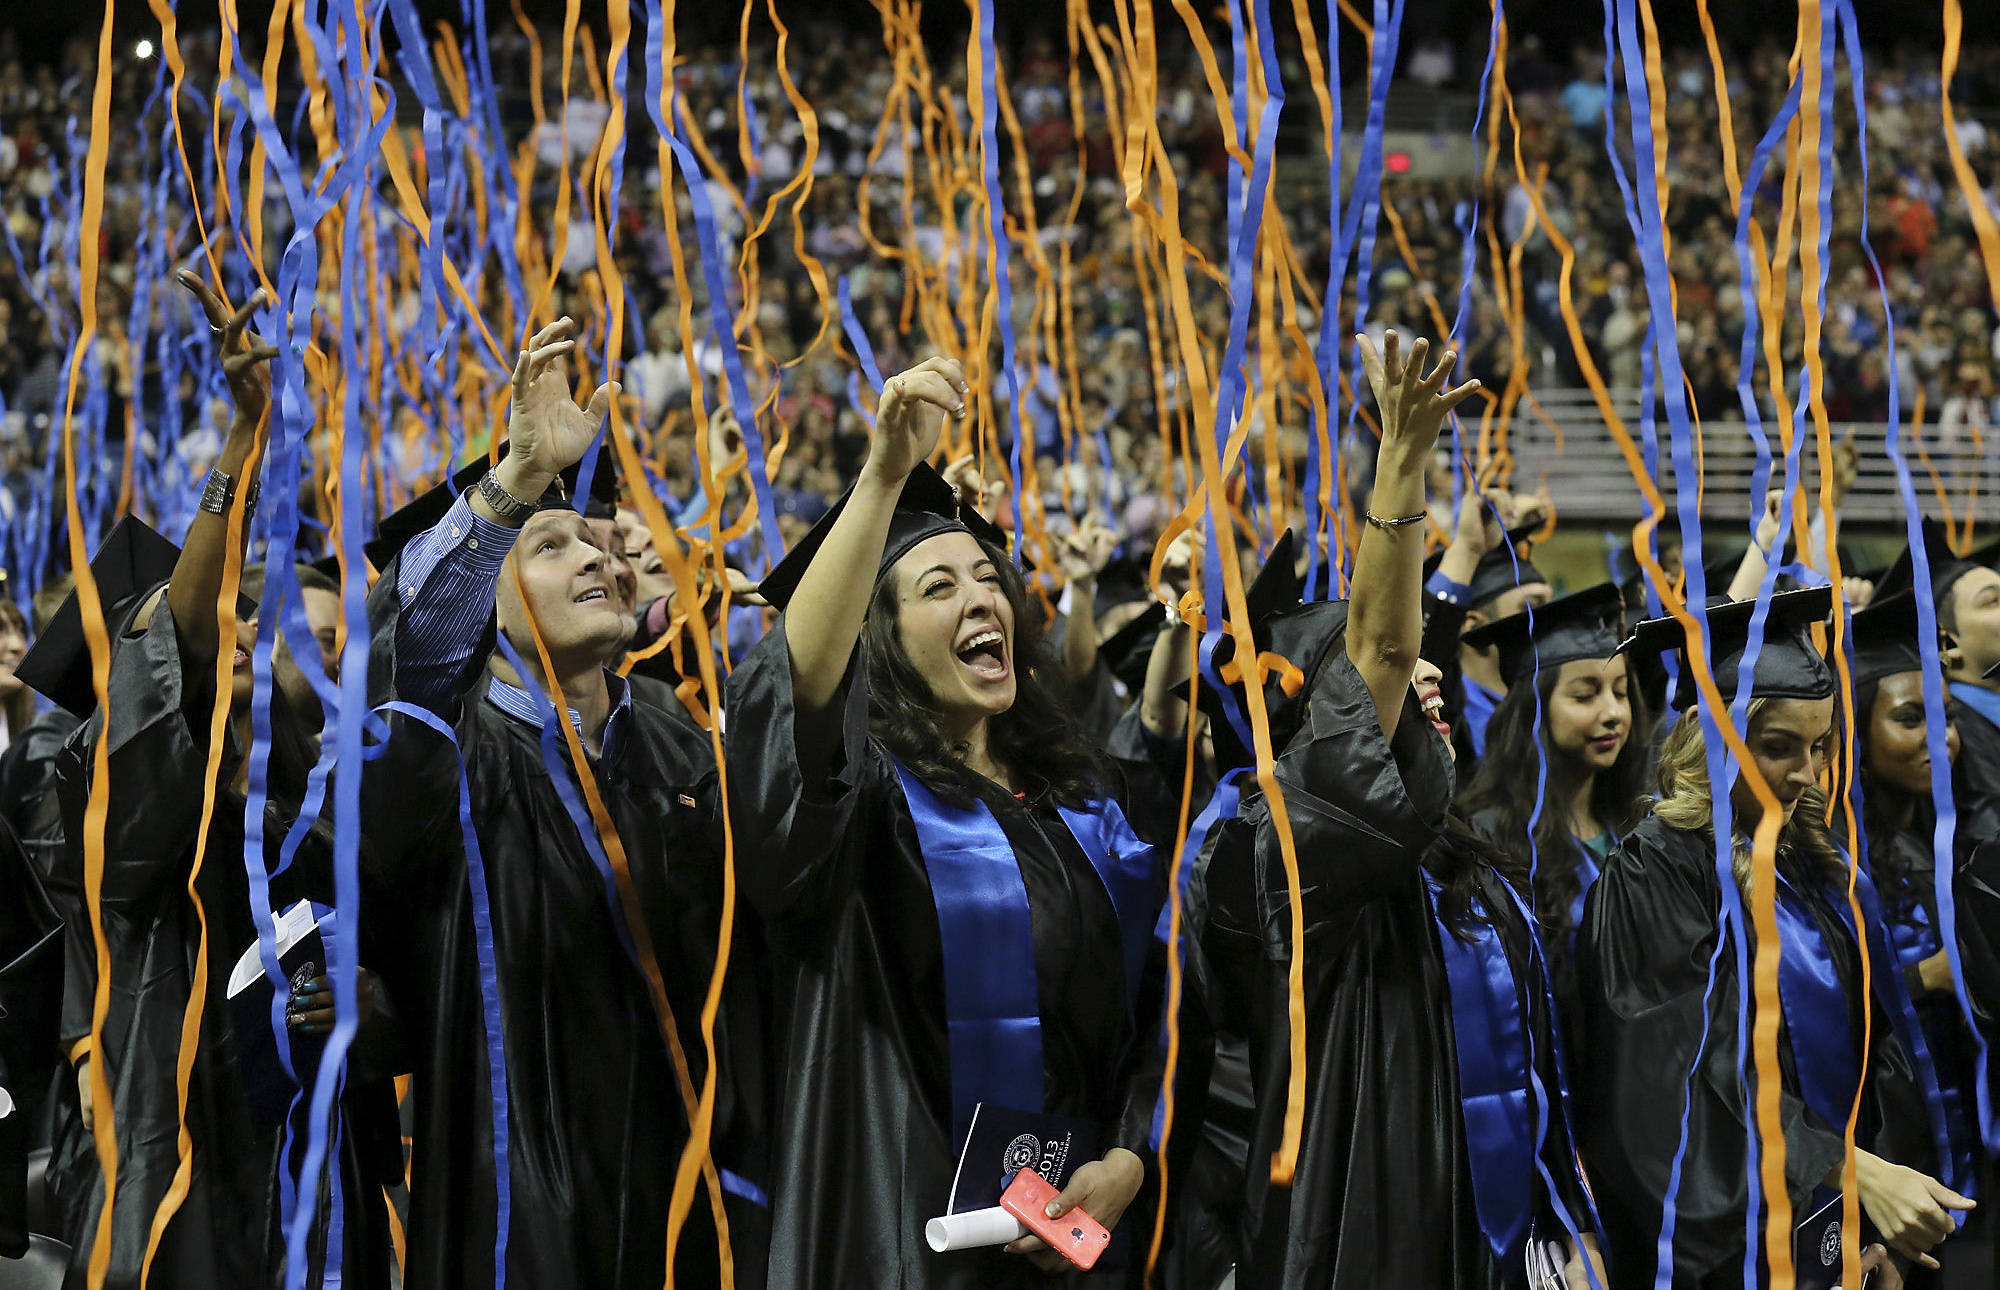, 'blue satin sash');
1462,676,1500,760
1428,878,1536,1264
1773,874,1863,1129
897,765,1046,1141
1881,892,1977,1195
1570,833,1614,931
1056,797,1159,1017
896,763,1159,1144
1777,868,1968,1200
1847,870,1972,1201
